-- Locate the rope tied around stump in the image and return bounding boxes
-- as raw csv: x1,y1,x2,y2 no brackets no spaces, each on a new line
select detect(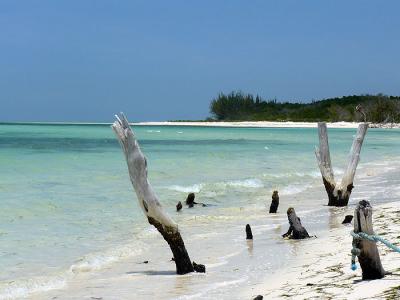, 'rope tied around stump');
350,231,400,270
